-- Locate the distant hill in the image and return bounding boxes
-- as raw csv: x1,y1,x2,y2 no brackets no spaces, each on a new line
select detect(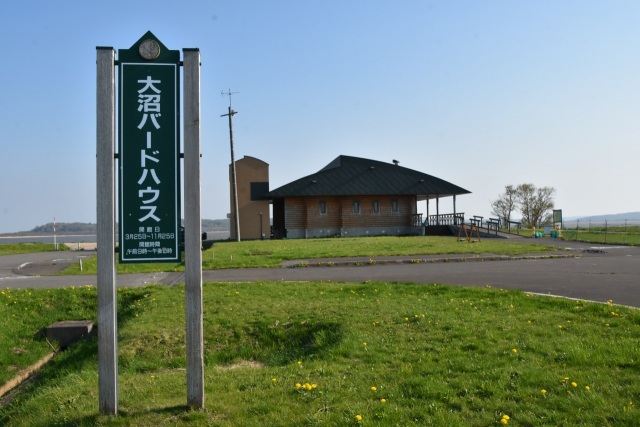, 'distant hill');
561,212,640,227
31,222,97,234
576,212,640,222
